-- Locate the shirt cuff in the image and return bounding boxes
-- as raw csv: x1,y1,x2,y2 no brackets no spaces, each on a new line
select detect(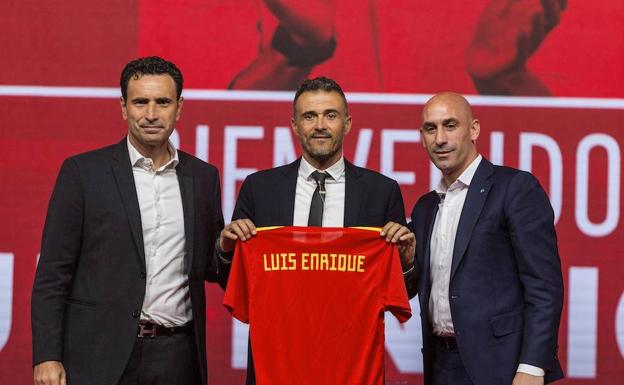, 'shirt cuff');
215,241,234,264
517,364,545,376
